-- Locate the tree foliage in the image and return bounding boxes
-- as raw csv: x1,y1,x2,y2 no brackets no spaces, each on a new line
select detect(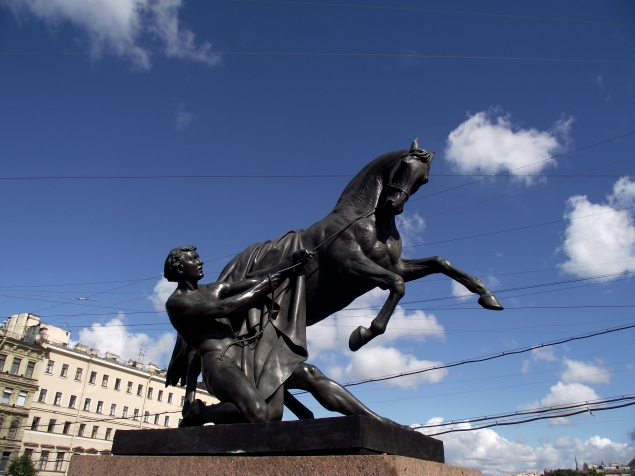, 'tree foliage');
6,453,38,476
